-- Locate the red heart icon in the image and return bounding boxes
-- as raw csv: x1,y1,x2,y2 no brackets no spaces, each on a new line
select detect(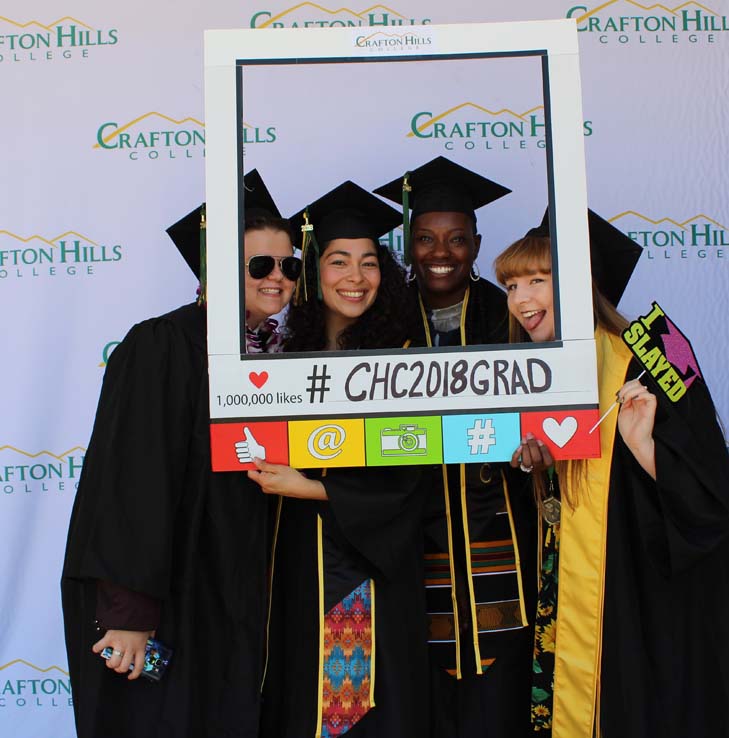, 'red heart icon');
249,371,269,389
